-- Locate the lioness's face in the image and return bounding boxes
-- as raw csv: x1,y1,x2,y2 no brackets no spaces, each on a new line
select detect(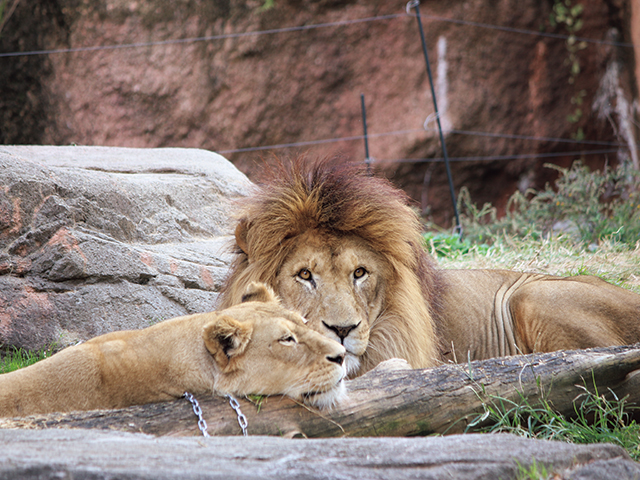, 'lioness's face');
275,230,389,376
209,300,347,409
